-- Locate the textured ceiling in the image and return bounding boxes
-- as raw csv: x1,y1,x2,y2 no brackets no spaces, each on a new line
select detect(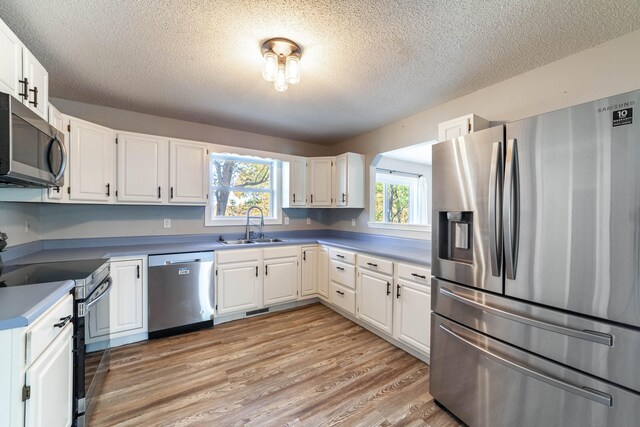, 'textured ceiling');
1,1,639,145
